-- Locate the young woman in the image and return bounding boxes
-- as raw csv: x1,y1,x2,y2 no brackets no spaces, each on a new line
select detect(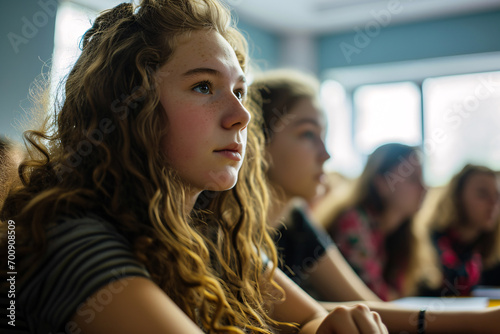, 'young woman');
419,164,500,296
252,69,380,302
252,68,500,333
320,143,432,301
0,1,388,333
